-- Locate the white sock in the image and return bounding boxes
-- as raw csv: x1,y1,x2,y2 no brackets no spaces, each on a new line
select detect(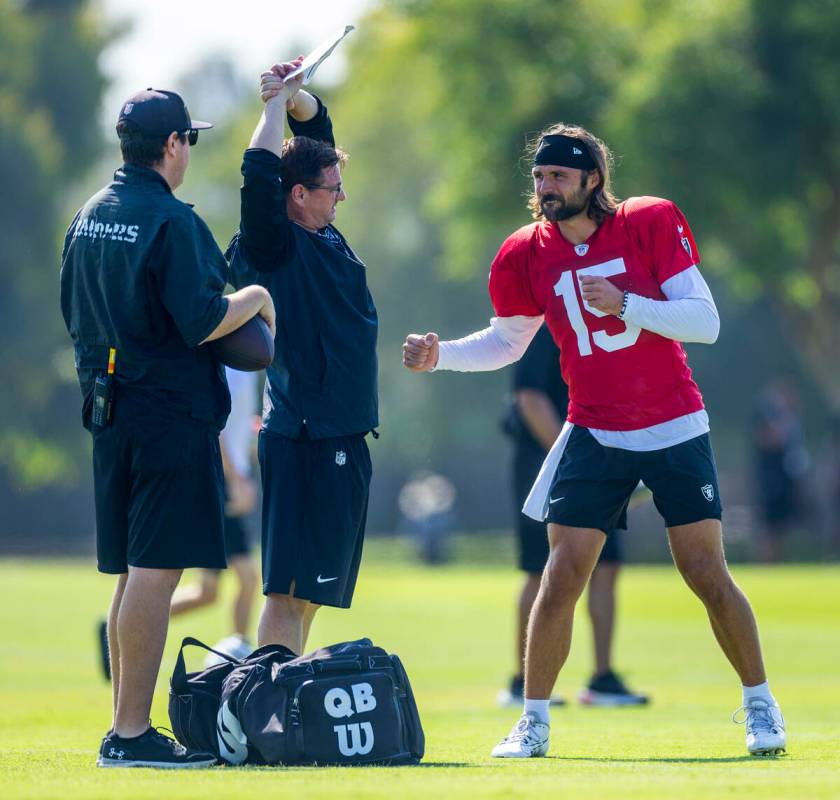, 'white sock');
524,698,550,725
742,681,777,707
